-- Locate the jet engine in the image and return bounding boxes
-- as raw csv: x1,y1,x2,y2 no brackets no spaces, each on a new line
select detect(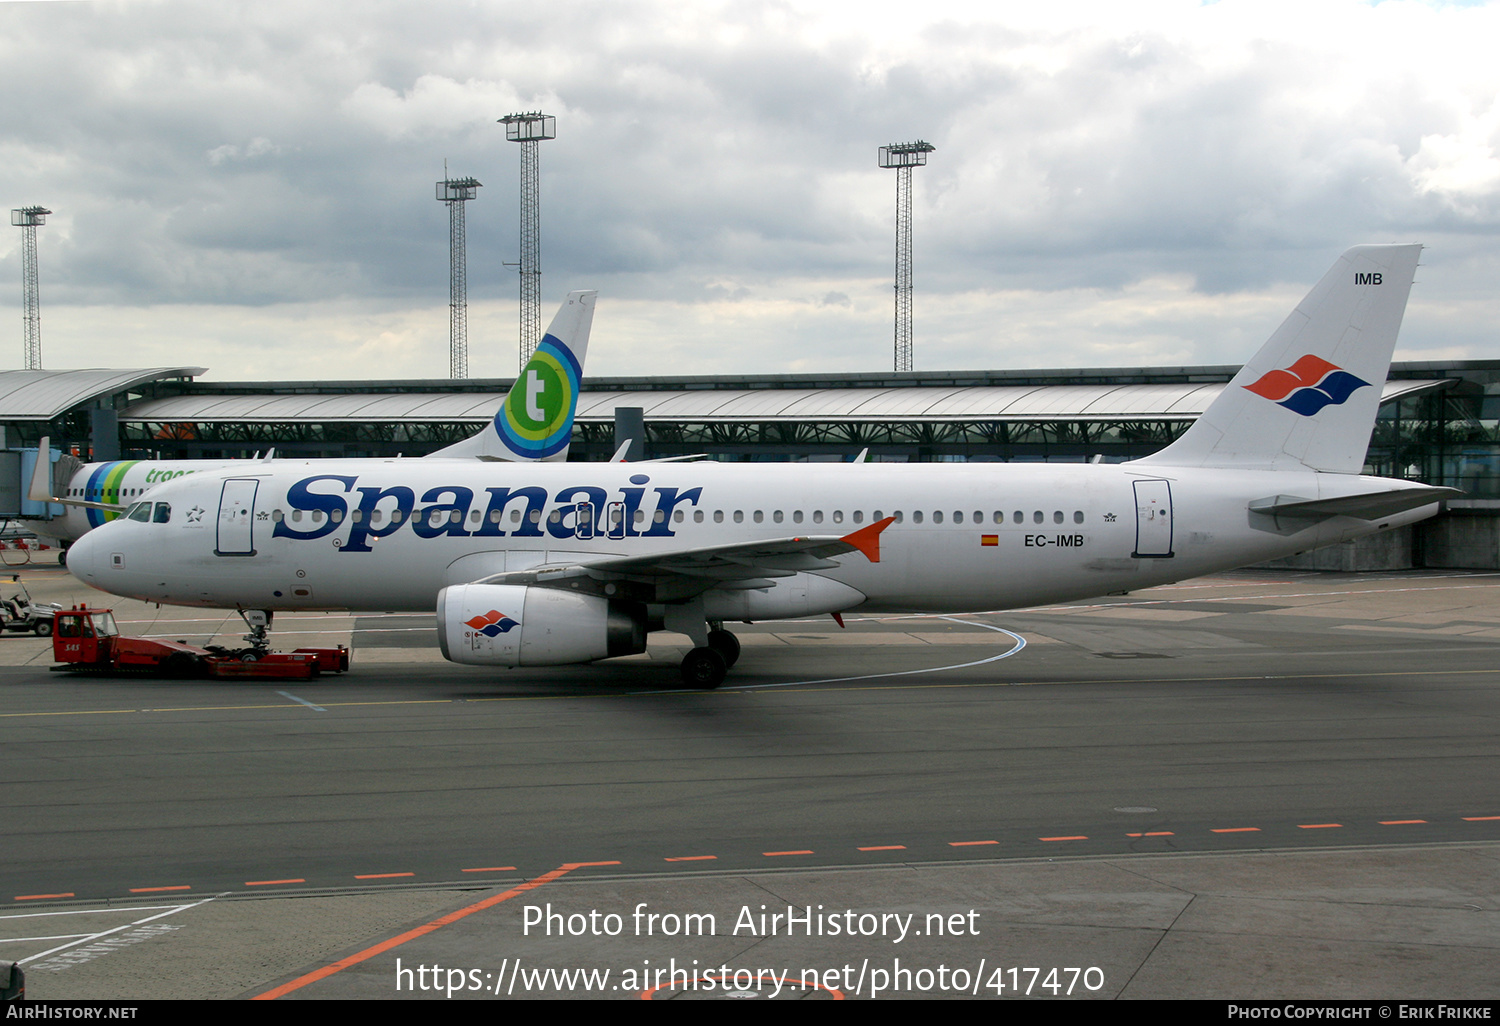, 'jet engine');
437,583,647,667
